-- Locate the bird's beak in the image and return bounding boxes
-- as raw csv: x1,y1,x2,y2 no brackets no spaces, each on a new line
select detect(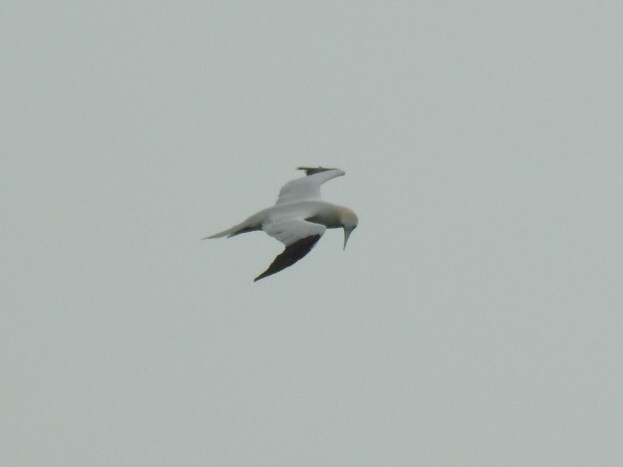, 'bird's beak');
343,229,352,250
